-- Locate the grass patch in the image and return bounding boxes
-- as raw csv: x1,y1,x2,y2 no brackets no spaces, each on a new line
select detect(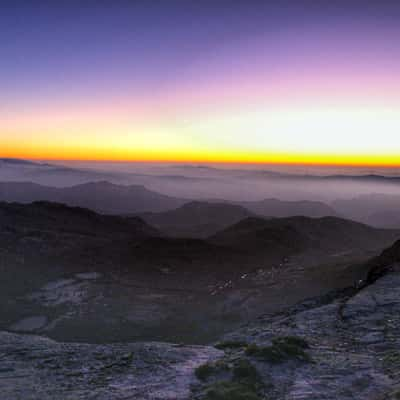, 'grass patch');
232,359,263,390
383,351,400,378
204,381,261,400
215,340,248,350
383,351,400,367
245,336,311,363
196,363,217,381
195,360,230,381
272,336,309,349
